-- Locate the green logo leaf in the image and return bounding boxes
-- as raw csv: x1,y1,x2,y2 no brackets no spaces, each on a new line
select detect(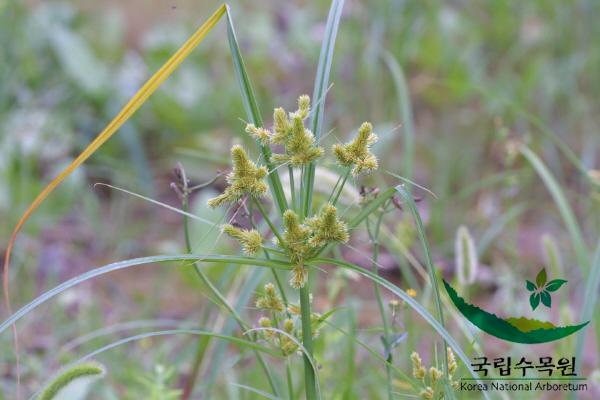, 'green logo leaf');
530,292,540,310
540,291,552,308
526,280,536,292
527,268,567,310
535,268,547,287
545,279,567,292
